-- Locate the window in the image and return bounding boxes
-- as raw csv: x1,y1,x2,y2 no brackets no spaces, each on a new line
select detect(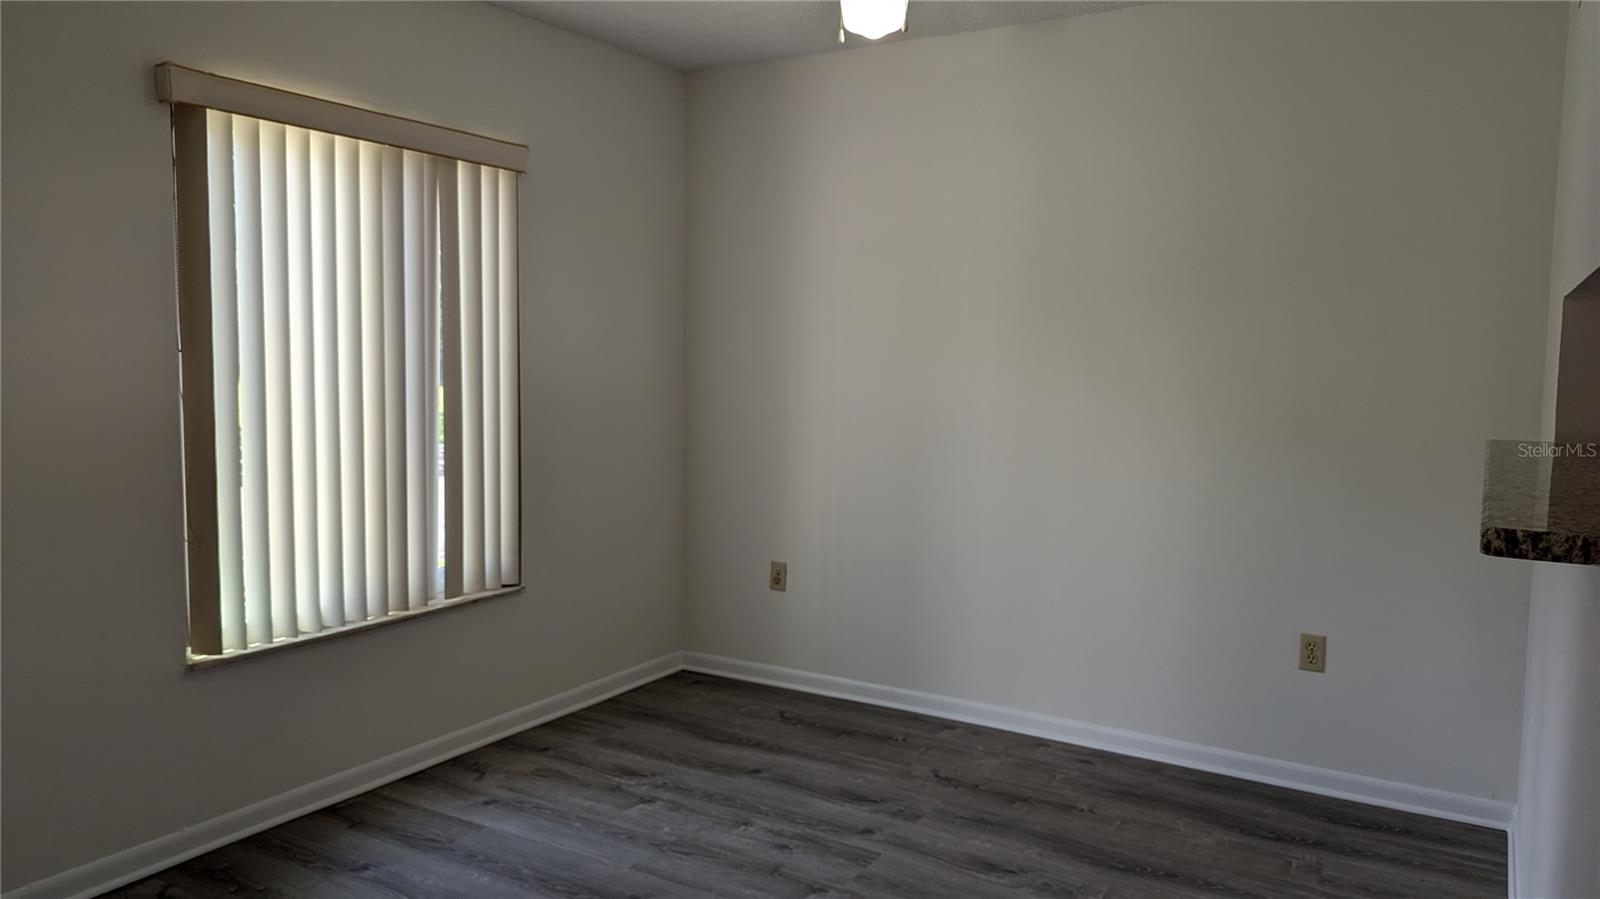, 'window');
162,65,526,663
